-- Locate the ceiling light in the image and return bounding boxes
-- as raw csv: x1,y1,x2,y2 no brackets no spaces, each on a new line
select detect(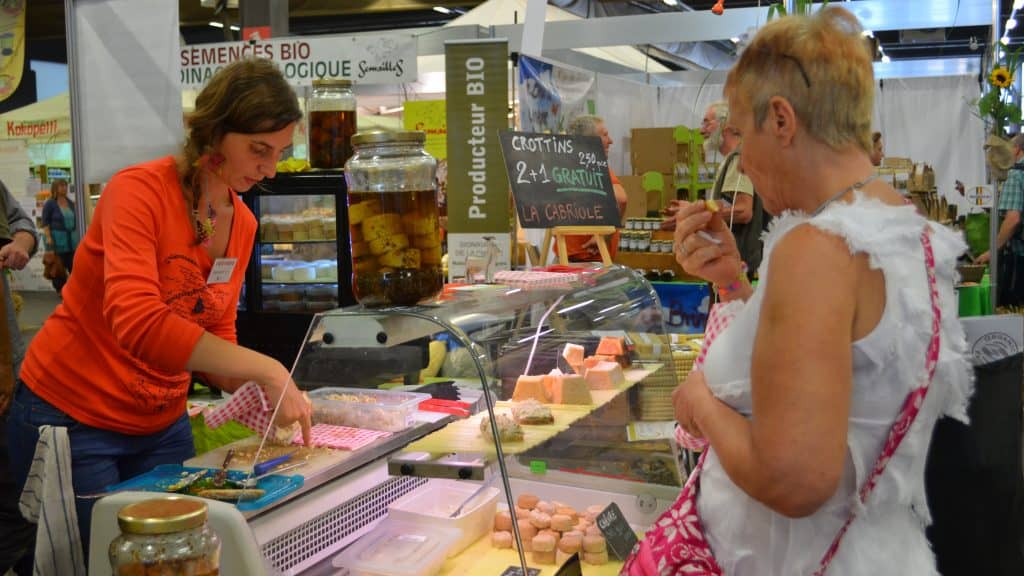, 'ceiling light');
432,6,452,14
1001,36,1010,46
730,37,740,43
862,30,874,38
1009,19,1019,30
208,21,224,28
663,0,679,5
229,25,240,31
881,55,891,63
1015,0,1024,10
